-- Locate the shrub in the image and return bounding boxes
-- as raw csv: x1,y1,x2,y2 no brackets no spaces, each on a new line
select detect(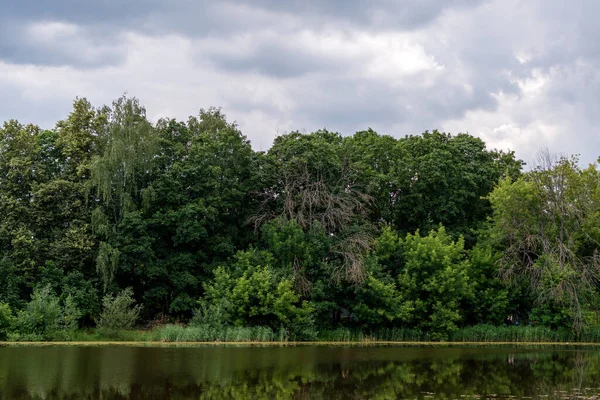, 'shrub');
203,264,315,339
10,286,83,341
0,303,14,340
352,275,412,329
397,226,472,340
60,295,82,332
14,286,62,339
189,299,231,327
96,287,142,330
